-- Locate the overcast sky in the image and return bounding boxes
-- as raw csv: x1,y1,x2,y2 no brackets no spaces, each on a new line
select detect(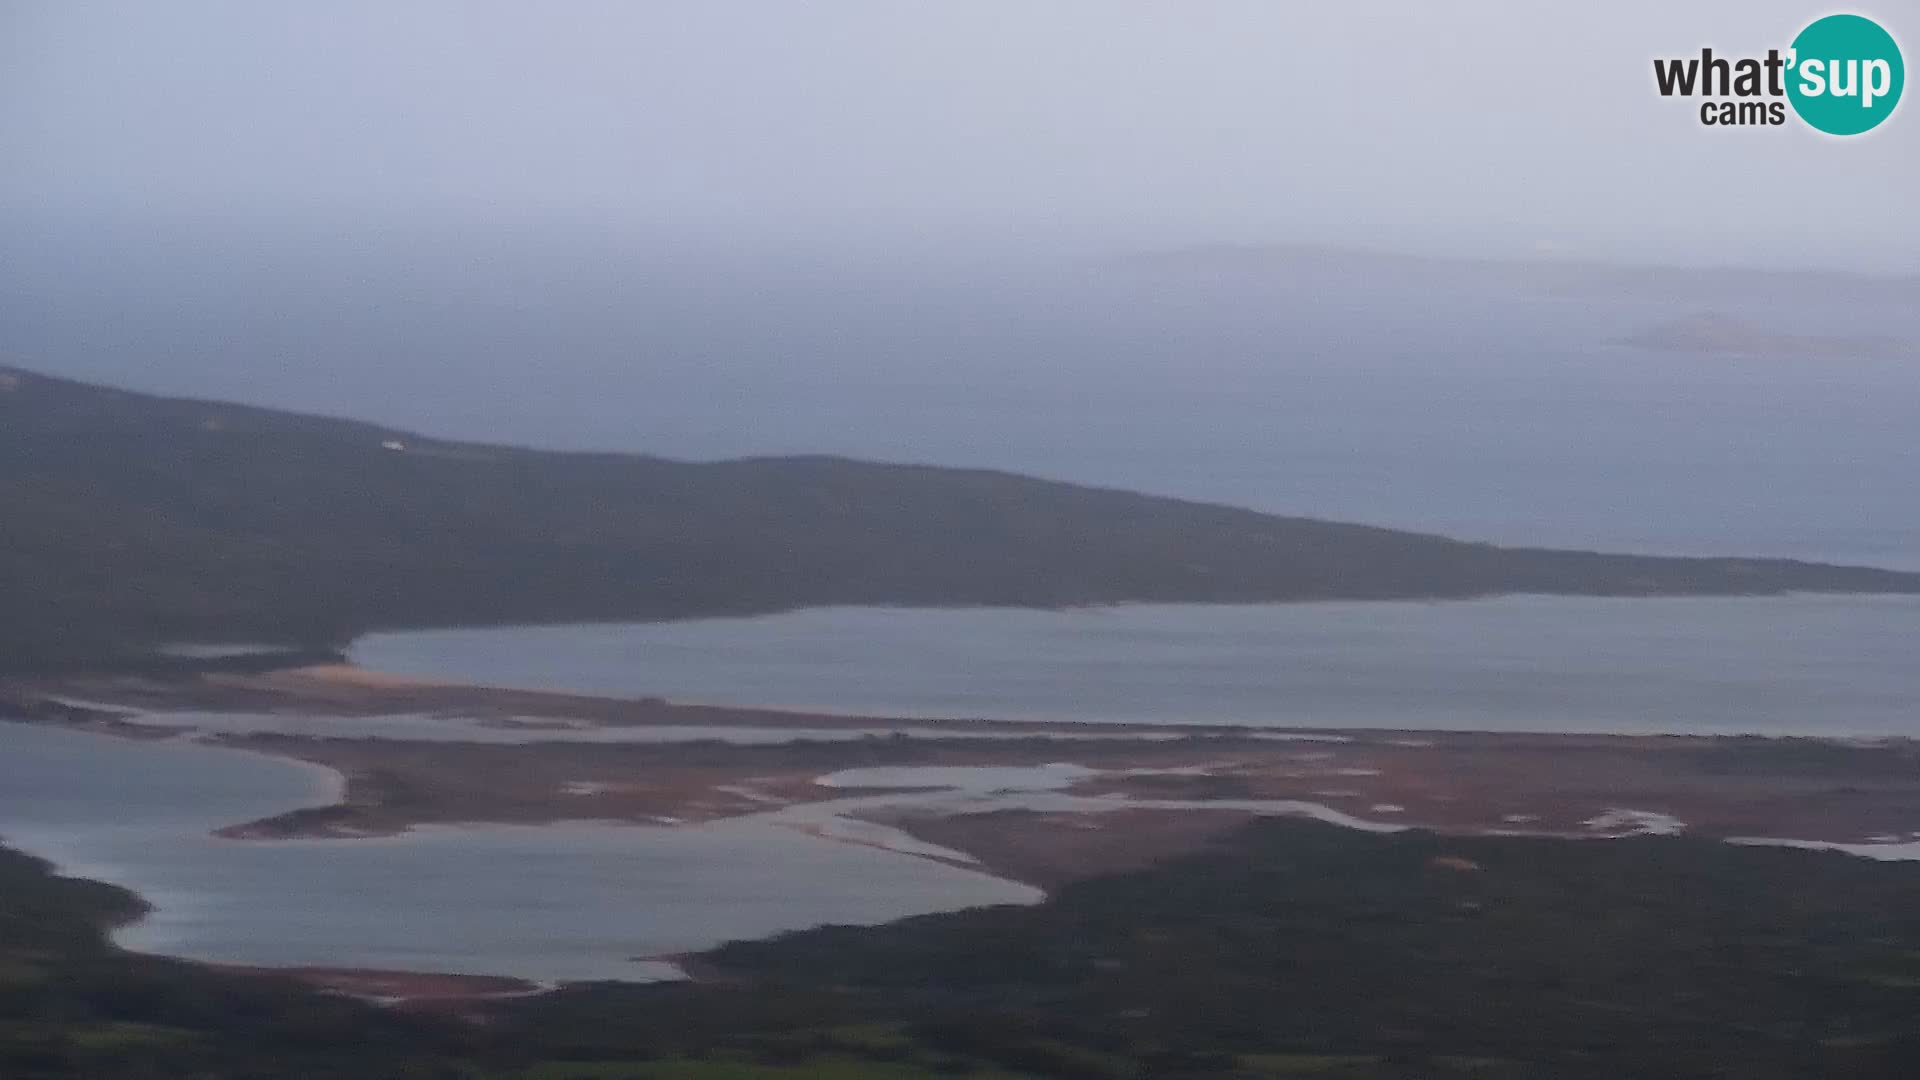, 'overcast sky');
2,1,1914,268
